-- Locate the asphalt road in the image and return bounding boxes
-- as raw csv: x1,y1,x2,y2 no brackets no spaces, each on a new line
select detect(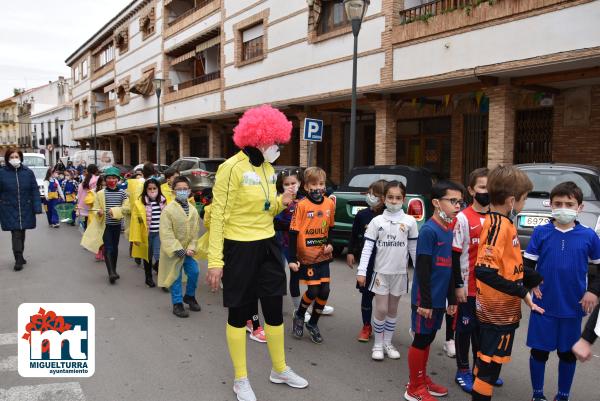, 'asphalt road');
0,216,599,401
